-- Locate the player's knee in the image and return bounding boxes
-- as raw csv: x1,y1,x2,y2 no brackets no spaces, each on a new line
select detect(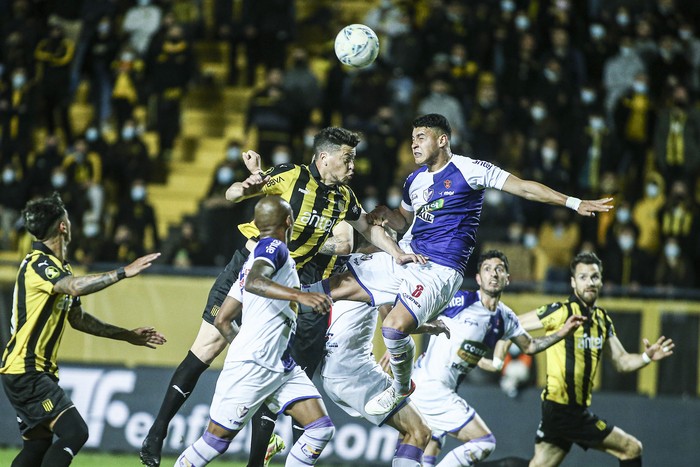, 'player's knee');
475,432,497,458
305,416,335,443
410,421,431,448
